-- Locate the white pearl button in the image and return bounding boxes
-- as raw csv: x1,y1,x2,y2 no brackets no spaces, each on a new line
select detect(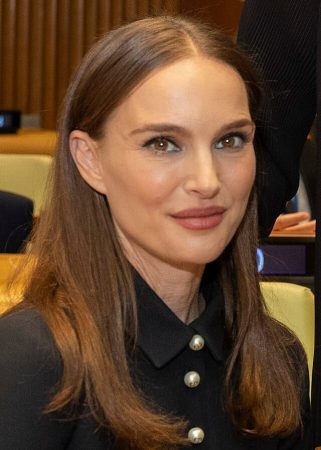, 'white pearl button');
189,334,205,351
184,371,201,388
188,427,205,444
